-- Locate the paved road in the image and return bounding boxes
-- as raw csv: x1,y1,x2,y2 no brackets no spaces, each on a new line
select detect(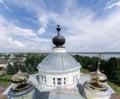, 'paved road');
0,70,6,75
0,83,11,99
110,93,120,99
